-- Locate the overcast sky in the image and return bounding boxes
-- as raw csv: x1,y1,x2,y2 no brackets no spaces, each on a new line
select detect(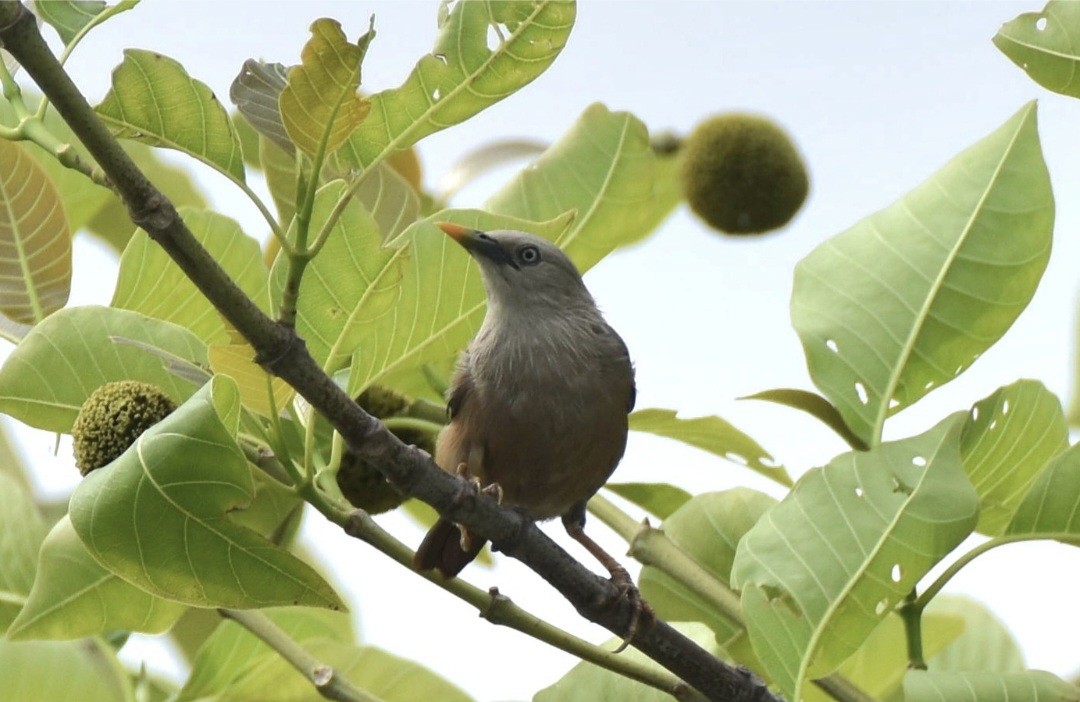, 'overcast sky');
10,1,1080,700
